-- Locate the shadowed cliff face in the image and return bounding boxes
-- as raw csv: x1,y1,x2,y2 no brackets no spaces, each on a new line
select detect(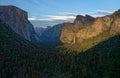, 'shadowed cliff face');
0,6,40,42
60,9,120,44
